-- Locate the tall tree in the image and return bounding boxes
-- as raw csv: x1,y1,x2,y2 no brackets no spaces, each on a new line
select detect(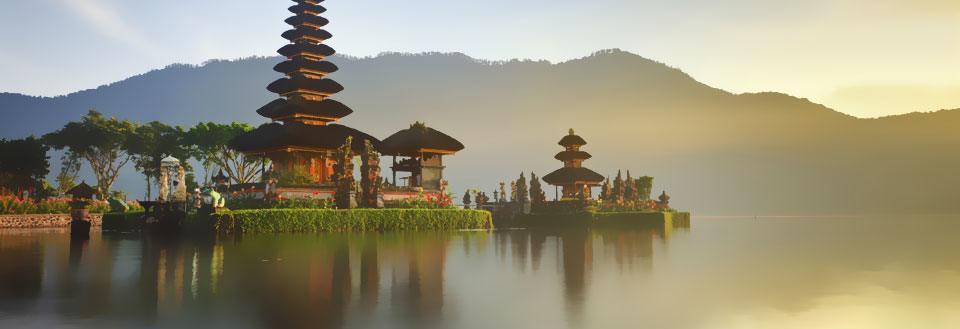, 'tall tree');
0,137,51,199
184,122,262,184
599,177,612,203
624,170,637,203
126,121,192,199
612,170,625,204
636,176,654,201
515,172,529,205
54,151,82,197
43,110,136,200
529,172,546,205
